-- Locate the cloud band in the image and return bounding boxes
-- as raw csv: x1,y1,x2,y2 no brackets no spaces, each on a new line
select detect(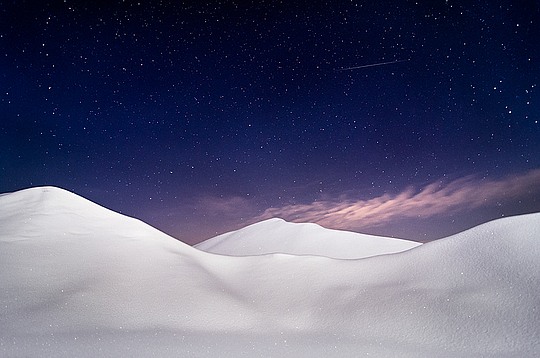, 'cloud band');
255,169,540,231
